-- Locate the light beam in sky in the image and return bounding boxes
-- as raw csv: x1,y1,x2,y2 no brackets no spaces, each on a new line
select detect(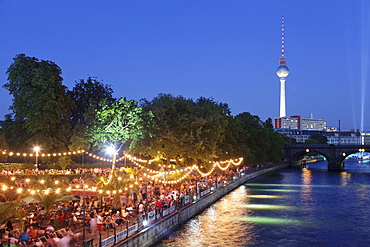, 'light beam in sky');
360,1,370,133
